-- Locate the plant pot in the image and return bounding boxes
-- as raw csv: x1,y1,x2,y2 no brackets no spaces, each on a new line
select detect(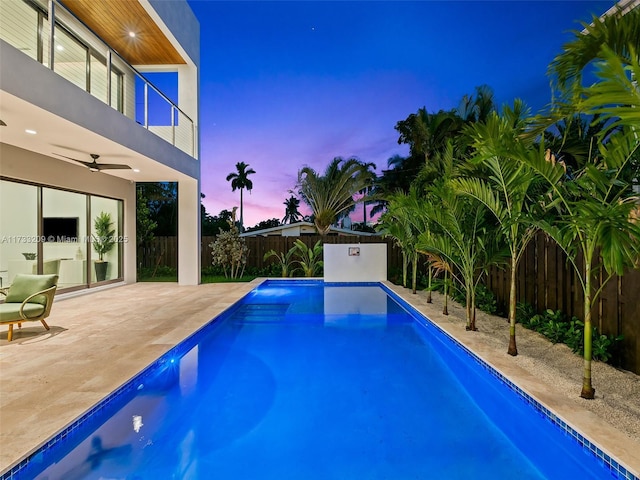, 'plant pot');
95,261,108,282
